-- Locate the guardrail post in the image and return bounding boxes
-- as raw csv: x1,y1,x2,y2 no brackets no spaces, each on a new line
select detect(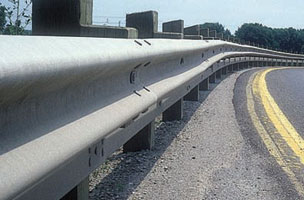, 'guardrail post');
209,73,216,83
126,11,158,38
233,63,238,71
216,70,222,79
61,177,89,200
123,121,155,152
199,78,209,91
184,85,199,101
200,28,209,37
222,67,227,75
239,62,243,70
209,30,217,38
228,65,233,73
163,99,183,121
245,61,249,69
